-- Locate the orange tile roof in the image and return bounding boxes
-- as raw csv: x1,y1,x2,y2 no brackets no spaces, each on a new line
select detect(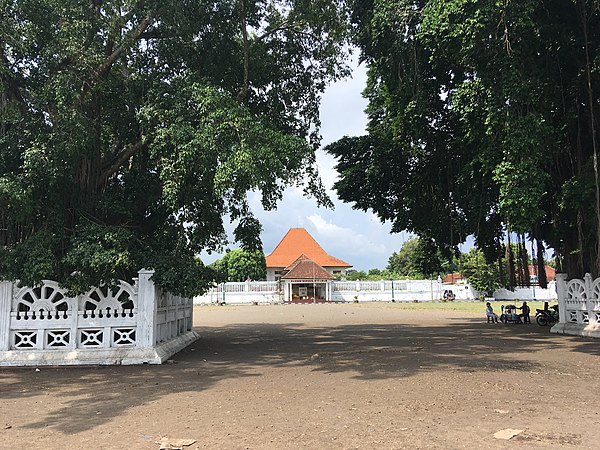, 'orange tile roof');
284,254,311,271
443,273,464,283
281,256,335,280
527,265,556,282
265,228,352,268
